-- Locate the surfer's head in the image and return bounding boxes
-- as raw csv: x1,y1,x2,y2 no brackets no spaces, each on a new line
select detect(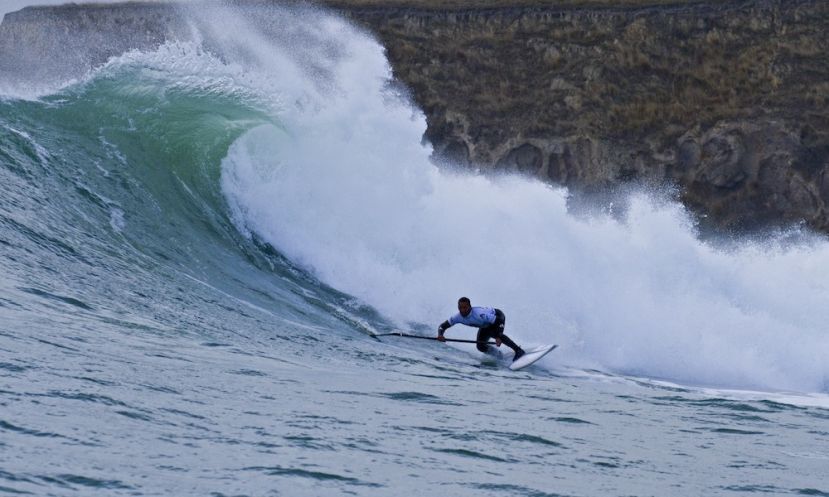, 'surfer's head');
457,297,471,317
